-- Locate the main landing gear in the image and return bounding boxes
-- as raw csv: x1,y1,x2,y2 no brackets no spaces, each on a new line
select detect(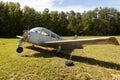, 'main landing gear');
57,45,74,66
65,54,74,66
57,46,63,56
